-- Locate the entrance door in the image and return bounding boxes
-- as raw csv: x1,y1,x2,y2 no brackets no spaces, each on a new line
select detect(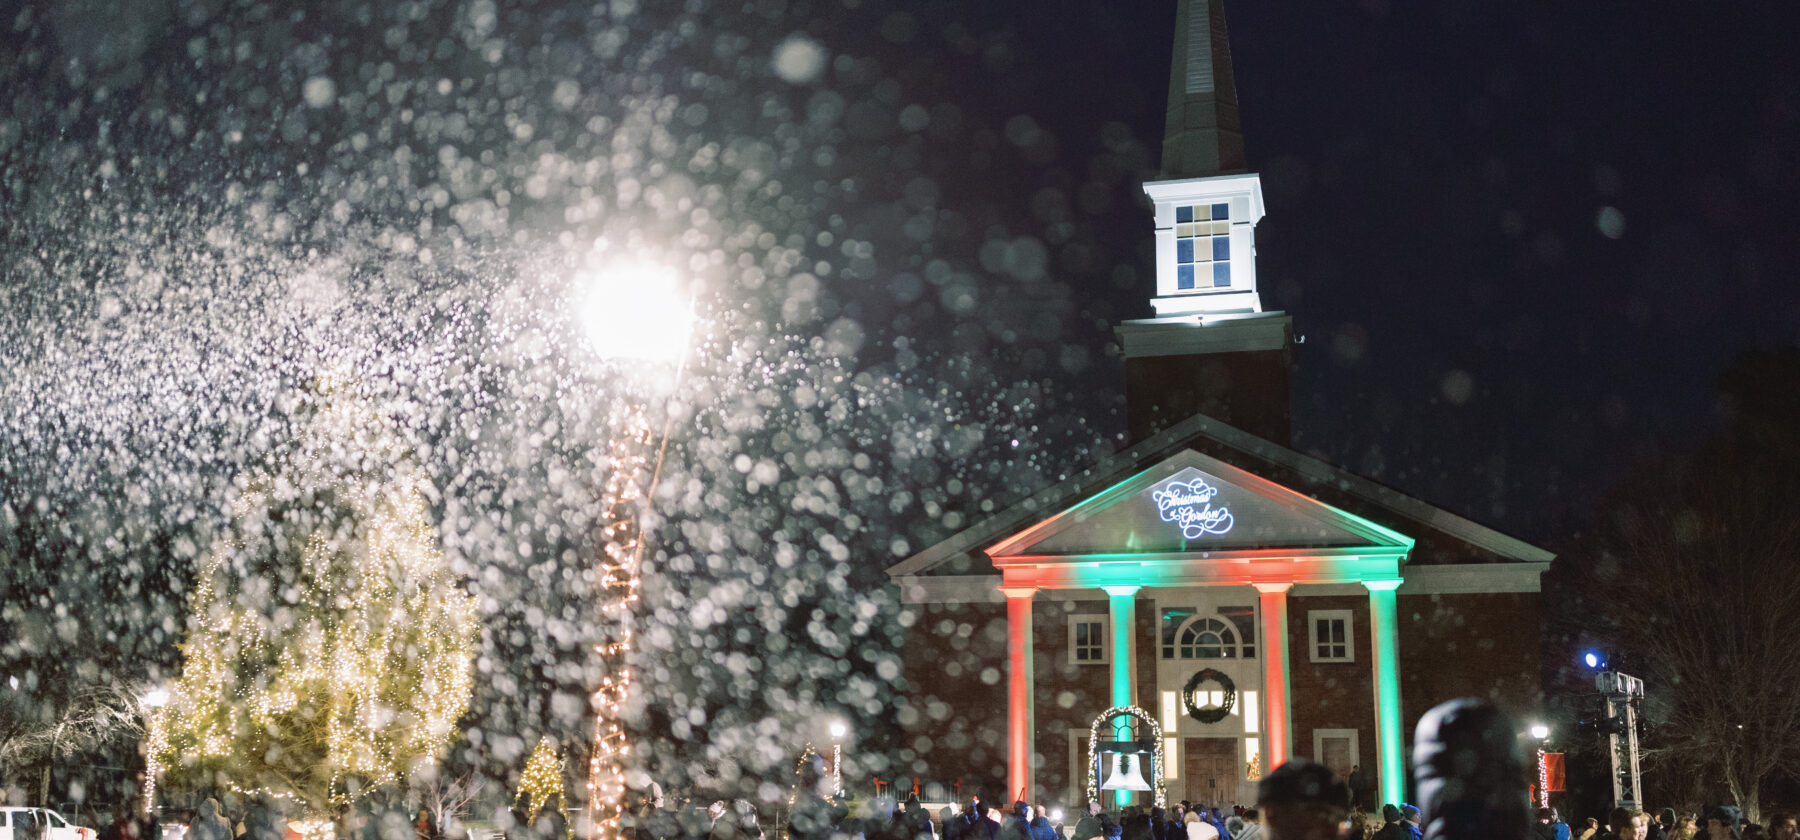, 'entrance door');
1183,738,1238,810
1314,729,1358,785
